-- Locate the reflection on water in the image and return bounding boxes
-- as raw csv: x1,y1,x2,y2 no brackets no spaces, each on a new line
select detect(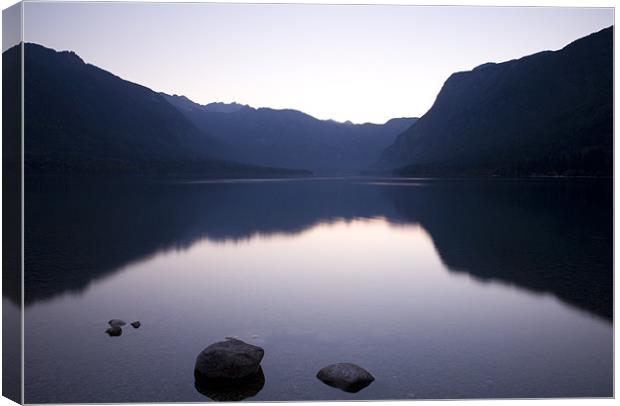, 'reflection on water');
195,367,266,401
23,178,612,402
